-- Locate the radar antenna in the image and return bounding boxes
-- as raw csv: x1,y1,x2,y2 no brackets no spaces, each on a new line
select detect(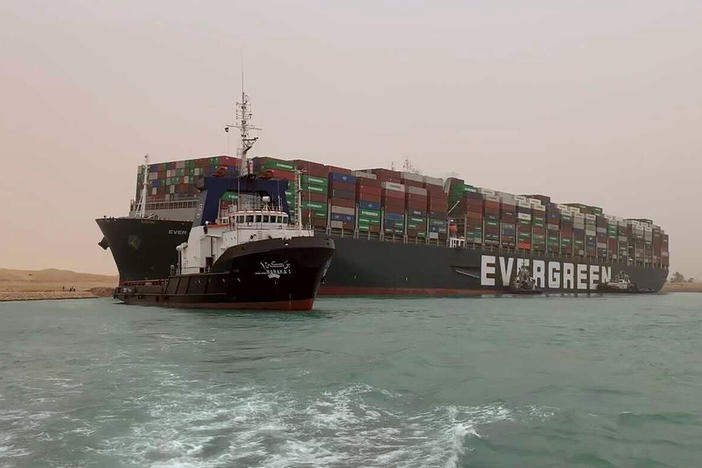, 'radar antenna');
225,73,260,176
